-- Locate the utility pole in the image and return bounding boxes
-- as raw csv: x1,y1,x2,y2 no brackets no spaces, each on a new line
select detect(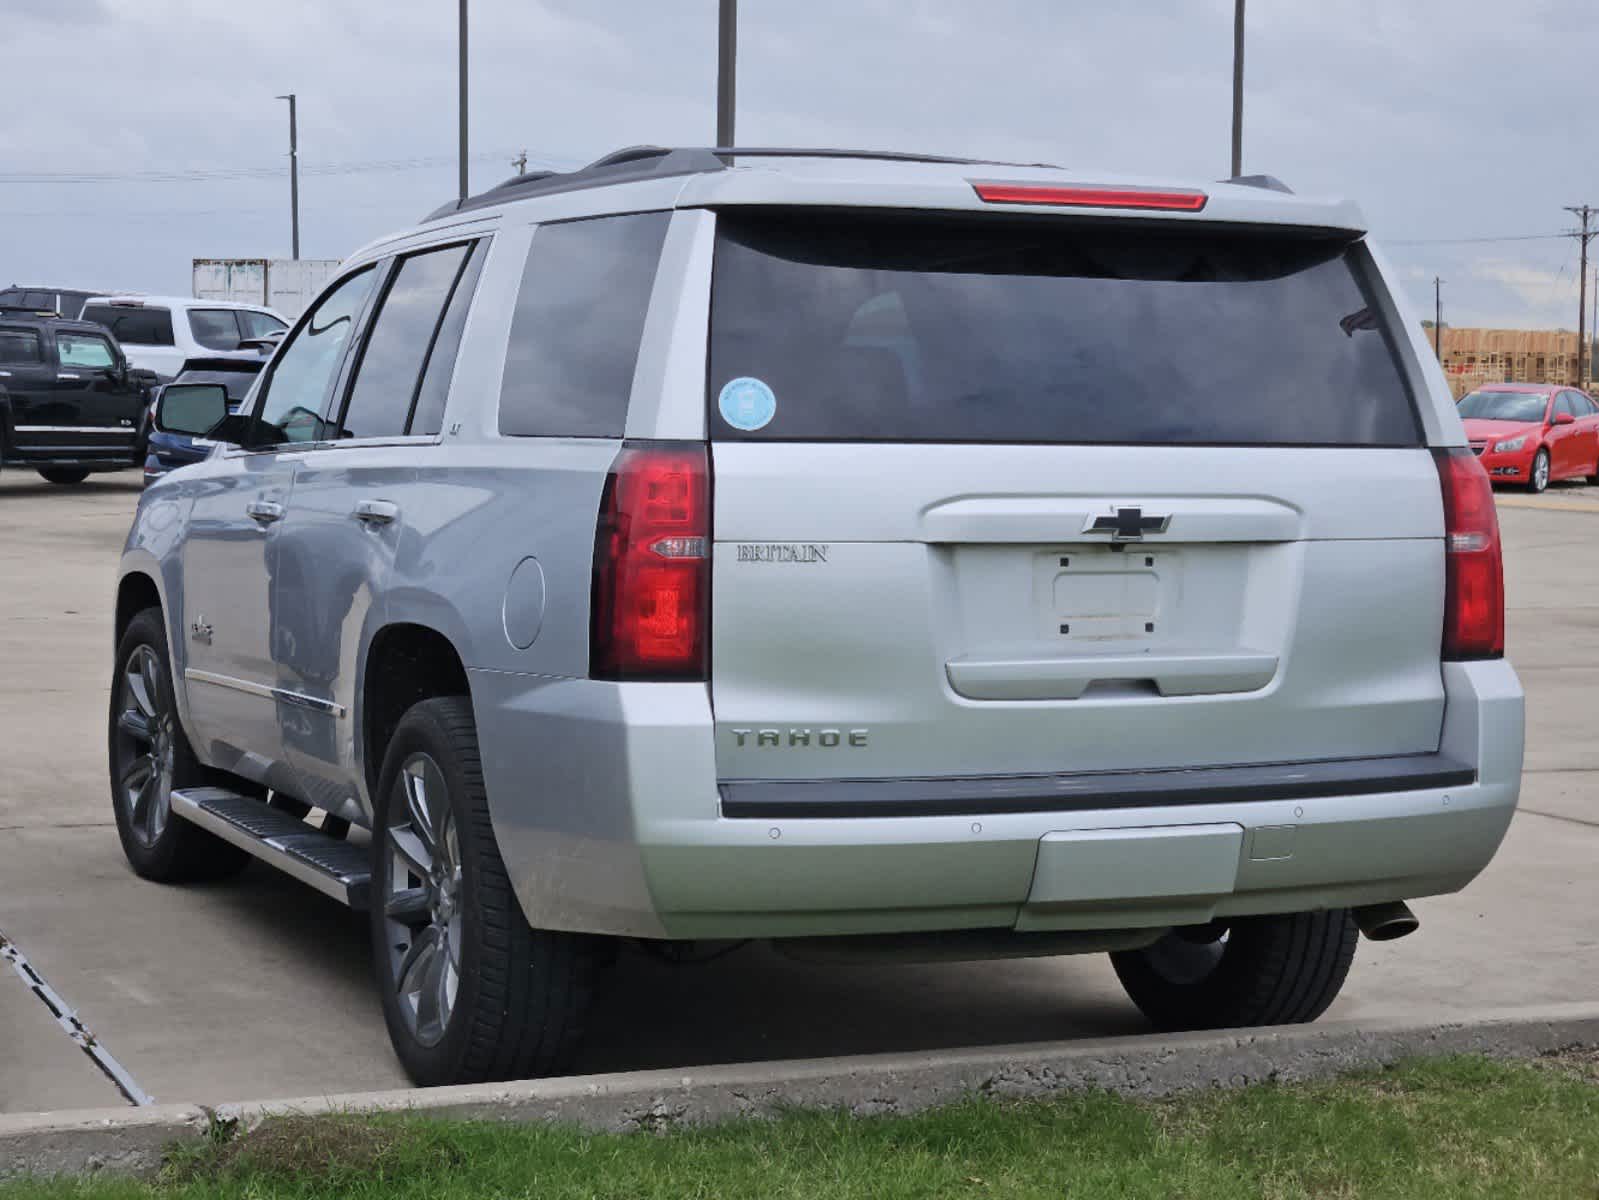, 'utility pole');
458,0,469,201
275,94,299,260
1565,205,1595,386
1230,0,1245,177
717,0,737,147
1433,276,1444,362
512,150,528,175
